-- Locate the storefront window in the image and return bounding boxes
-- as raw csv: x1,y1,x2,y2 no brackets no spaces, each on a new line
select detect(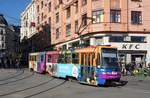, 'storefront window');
109,36,123,42
131,36,146,43
109,36,146,43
